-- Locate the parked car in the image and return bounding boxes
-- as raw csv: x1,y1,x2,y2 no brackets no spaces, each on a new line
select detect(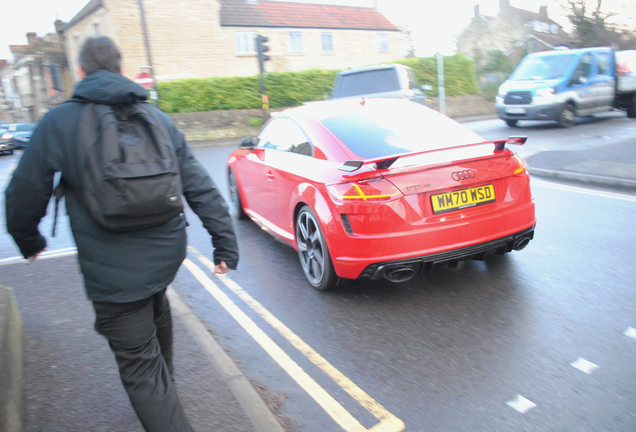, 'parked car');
331,64,432,107
227,98,536,290
0,123,38,154
496,47,636,127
